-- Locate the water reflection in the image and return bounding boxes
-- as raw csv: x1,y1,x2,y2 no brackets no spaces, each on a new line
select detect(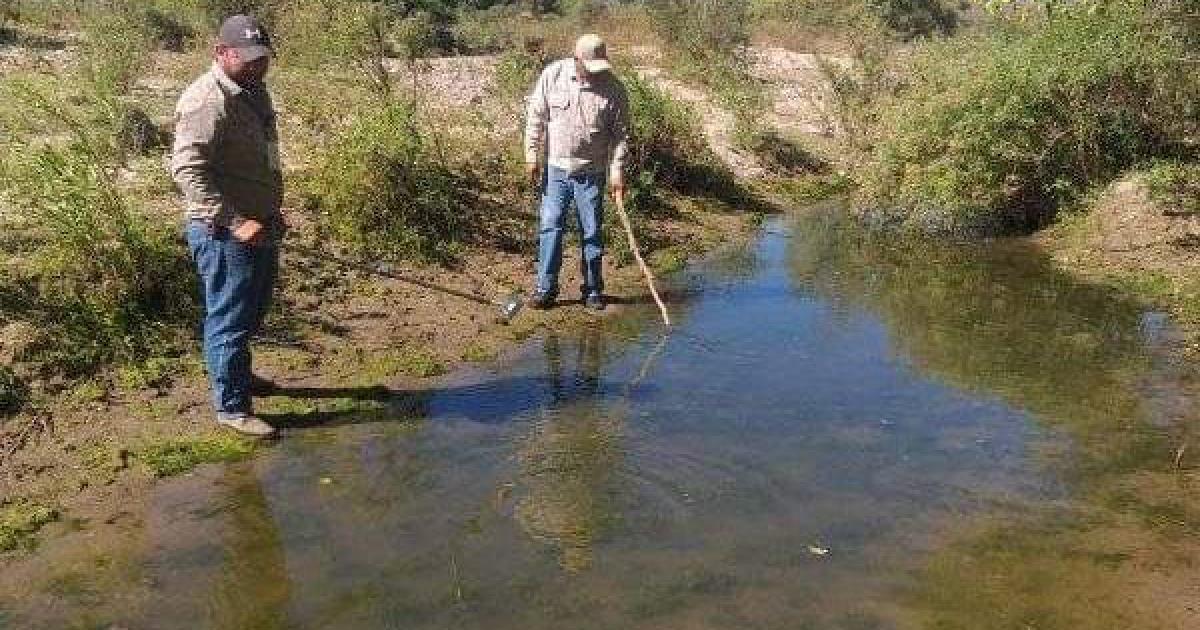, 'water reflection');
9,208,1198,629
783,208,1199,628
515,333,624,572
210,463,290,630
787,206,1162,478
